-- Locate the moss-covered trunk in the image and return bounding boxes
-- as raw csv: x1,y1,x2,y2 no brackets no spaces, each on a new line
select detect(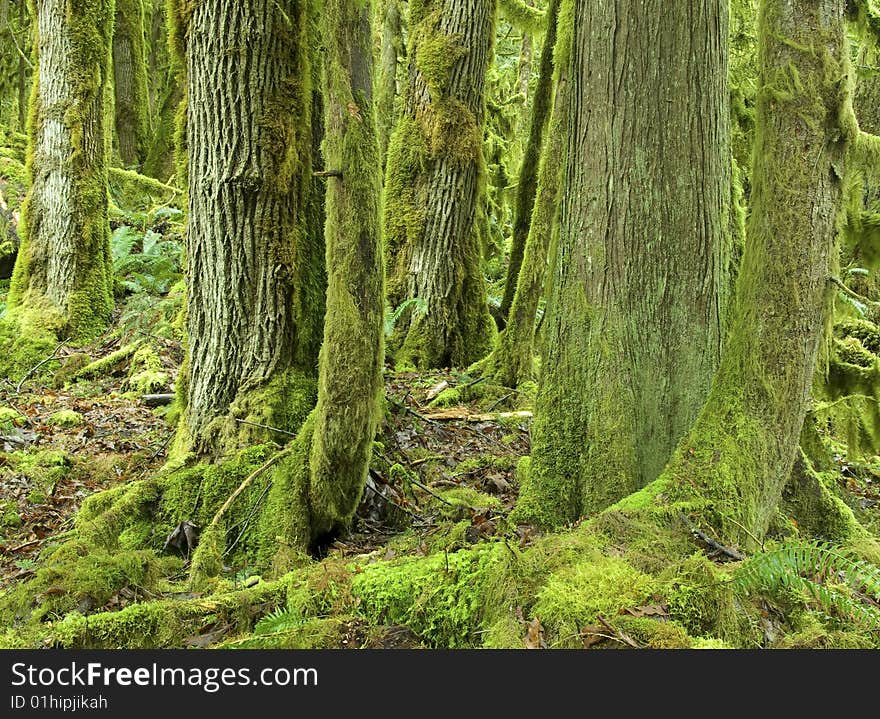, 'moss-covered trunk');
383,0,495,369
224,0,384,568
112,0,150,169
517,0,731,525
498,0,559,327
178,0,319,455
376,0,401,169
142,0,181,182
618,0,851,547
7,0,114,343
